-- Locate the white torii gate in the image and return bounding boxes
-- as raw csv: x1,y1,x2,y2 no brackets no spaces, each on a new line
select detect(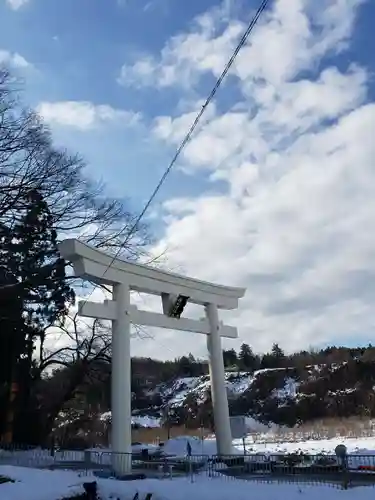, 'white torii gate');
59,239,245,475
